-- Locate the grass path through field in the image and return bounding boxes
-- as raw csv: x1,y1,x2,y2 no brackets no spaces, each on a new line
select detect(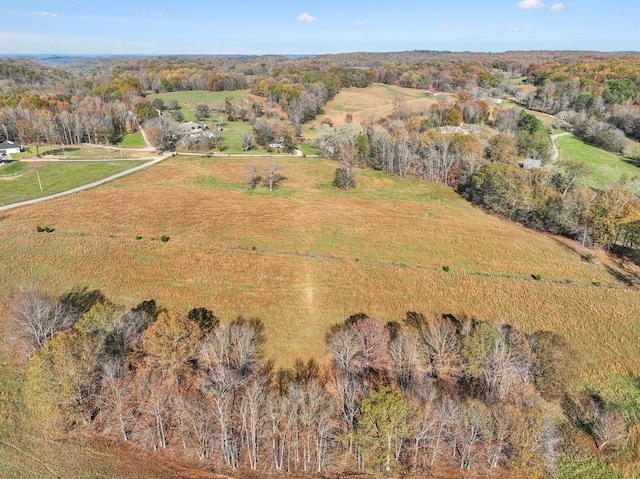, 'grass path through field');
0,440,64,479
